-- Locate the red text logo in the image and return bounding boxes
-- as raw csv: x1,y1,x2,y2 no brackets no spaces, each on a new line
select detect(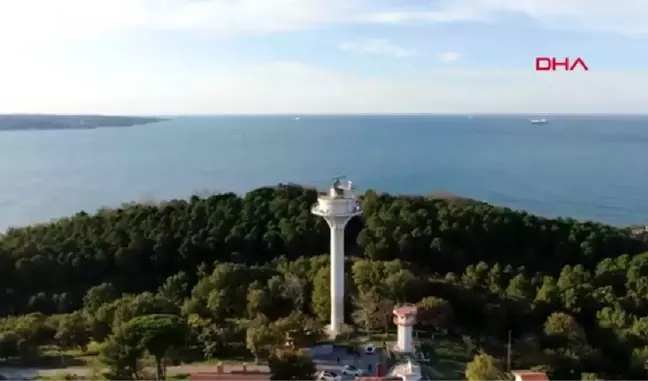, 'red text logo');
535,57,589,71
